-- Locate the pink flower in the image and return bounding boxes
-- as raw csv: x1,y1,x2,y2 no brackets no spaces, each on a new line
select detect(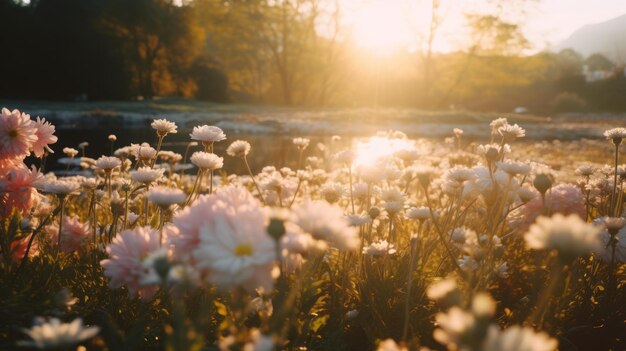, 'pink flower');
0,108,37,160
511,184,586,231
0,156,21,174
100,226,161,298
9,234,38,263
0,165,43,218
31,117,57,157
169,186,277,291
47,216,90,253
